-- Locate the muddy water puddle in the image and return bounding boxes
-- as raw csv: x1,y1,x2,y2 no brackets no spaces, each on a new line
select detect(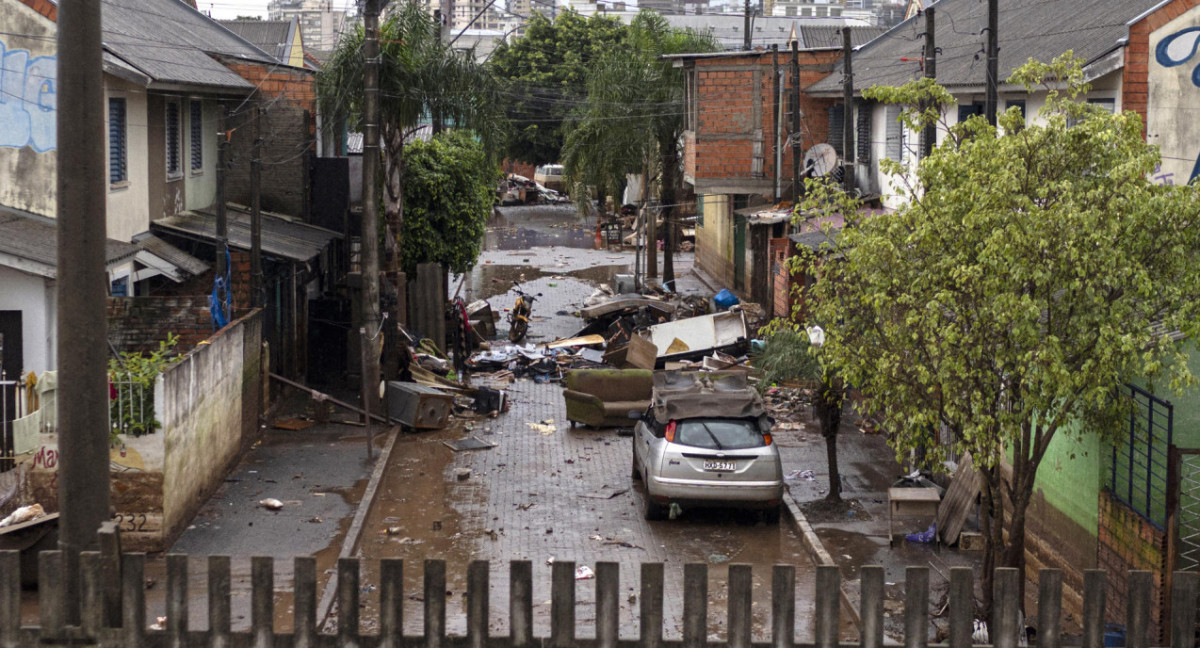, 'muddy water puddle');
456,263,631,303
487,206,596,251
